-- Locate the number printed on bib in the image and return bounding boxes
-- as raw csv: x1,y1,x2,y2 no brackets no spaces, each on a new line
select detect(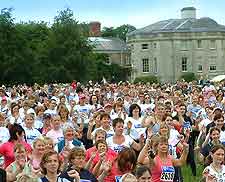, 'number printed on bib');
160,166,175,182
